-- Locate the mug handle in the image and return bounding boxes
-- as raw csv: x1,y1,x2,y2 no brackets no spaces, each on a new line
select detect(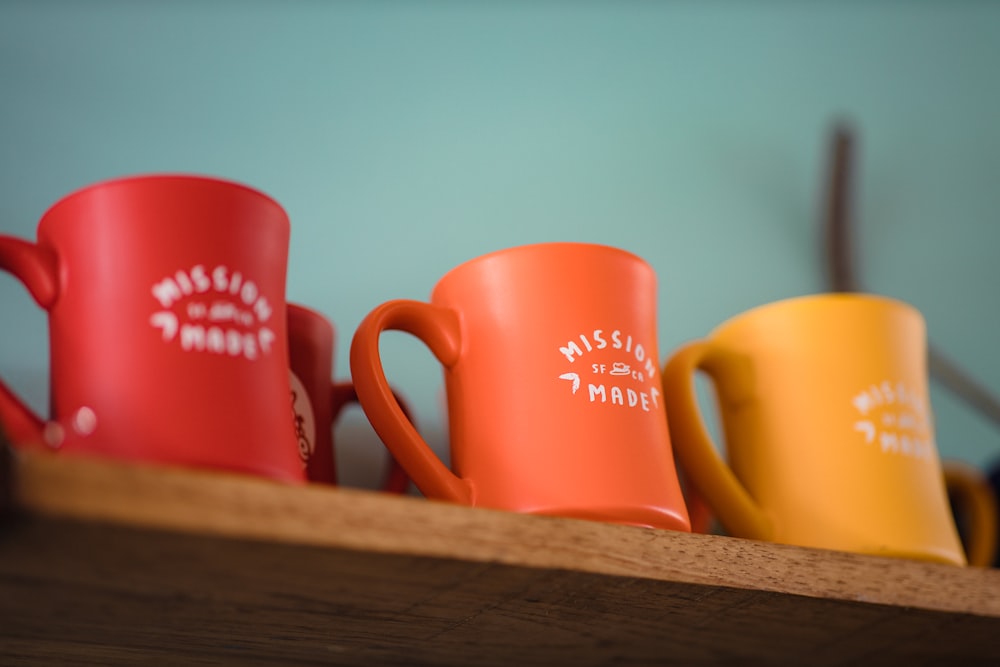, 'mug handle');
330,381,412,495
0,236,59,445
661,340,773,541
943,460,998,567
349,299,473,504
